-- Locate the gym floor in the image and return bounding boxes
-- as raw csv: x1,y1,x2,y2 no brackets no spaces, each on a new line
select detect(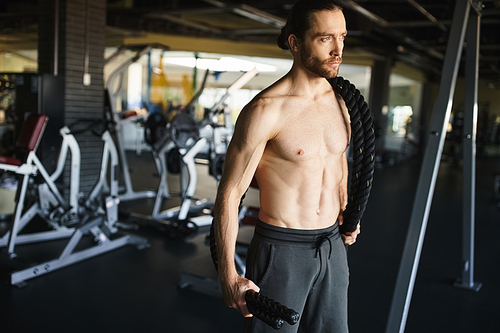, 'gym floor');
1,150,500,333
